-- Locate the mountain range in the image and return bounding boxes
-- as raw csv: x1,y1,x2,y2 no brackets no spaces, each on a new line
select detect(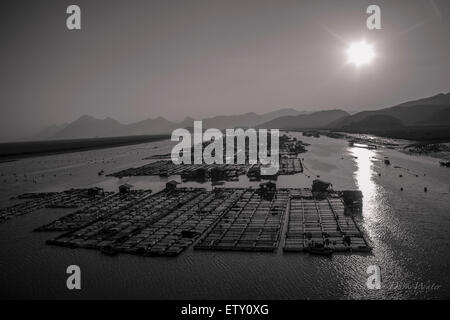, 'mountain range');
257,109,350,130
258,93,450,133
32,93,450,141
33,108,305,141
329,93,450,130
